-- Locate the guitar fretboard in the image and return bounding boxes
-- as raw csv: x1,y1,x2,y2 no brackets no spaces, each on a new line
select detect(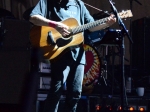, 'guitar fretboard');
72,17,108,34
